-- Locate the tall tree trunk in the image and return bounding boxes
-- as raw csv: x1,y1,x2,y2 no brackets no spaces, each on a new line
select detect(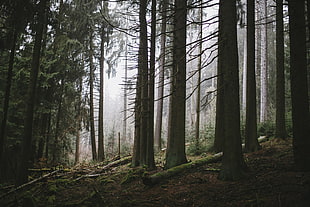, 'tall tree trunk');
98,27,105,162
154,0,167,153
45,111,51,160
165,0,187,169
217,0,246,181
17,0,47,185
195,4,203,153
53,80,64,164
242,32,247,114
132,69,141,167
75,77,83,165
288,0,310,171
275,0,286,139
260,0,268,123
0,30,17,168
89,31,97,161
146,0,156,169
139,0,148,166
123,33,128,150
245,0,260,152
